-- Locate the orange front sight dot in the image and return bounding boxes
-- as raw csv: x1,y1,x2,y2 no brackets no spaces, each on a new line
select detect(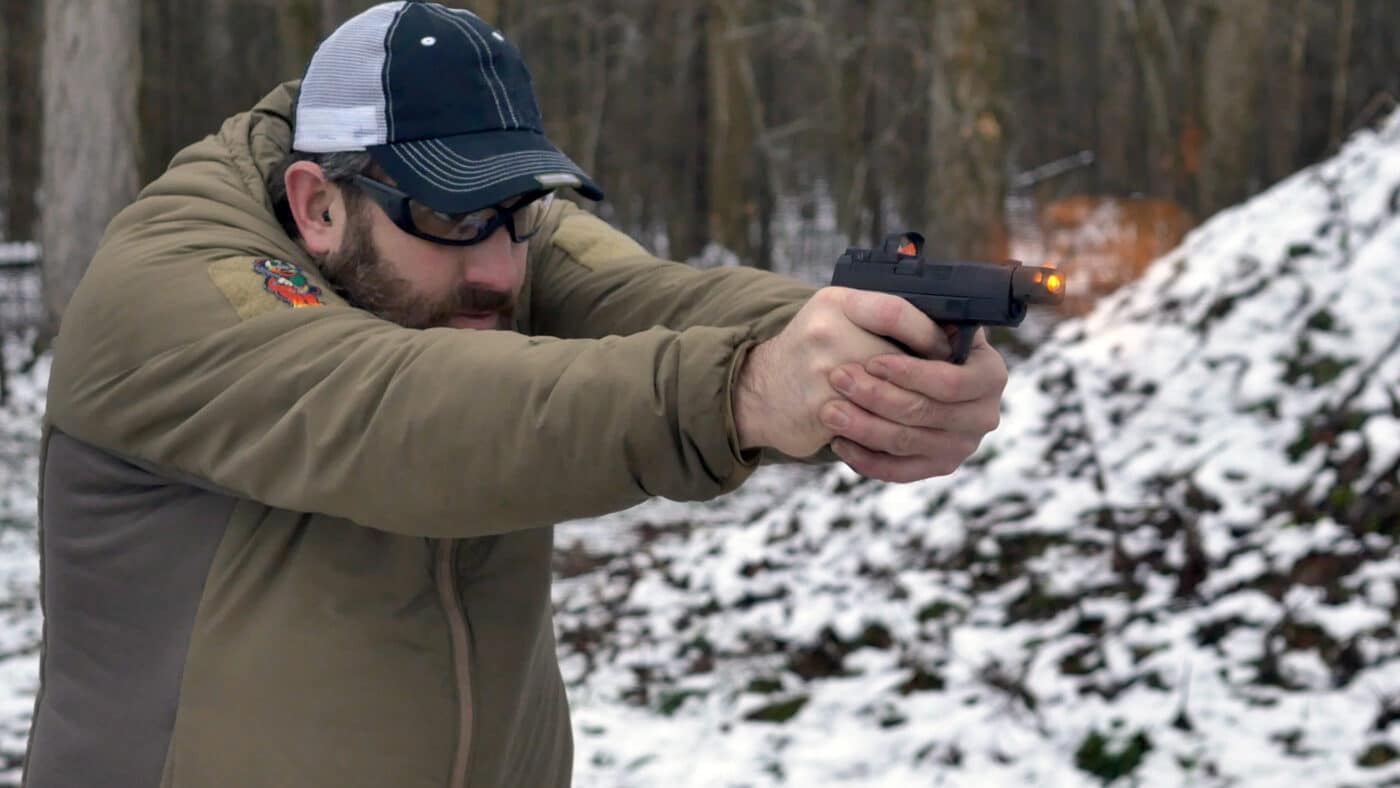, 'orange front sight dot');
1046,274,1063,292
